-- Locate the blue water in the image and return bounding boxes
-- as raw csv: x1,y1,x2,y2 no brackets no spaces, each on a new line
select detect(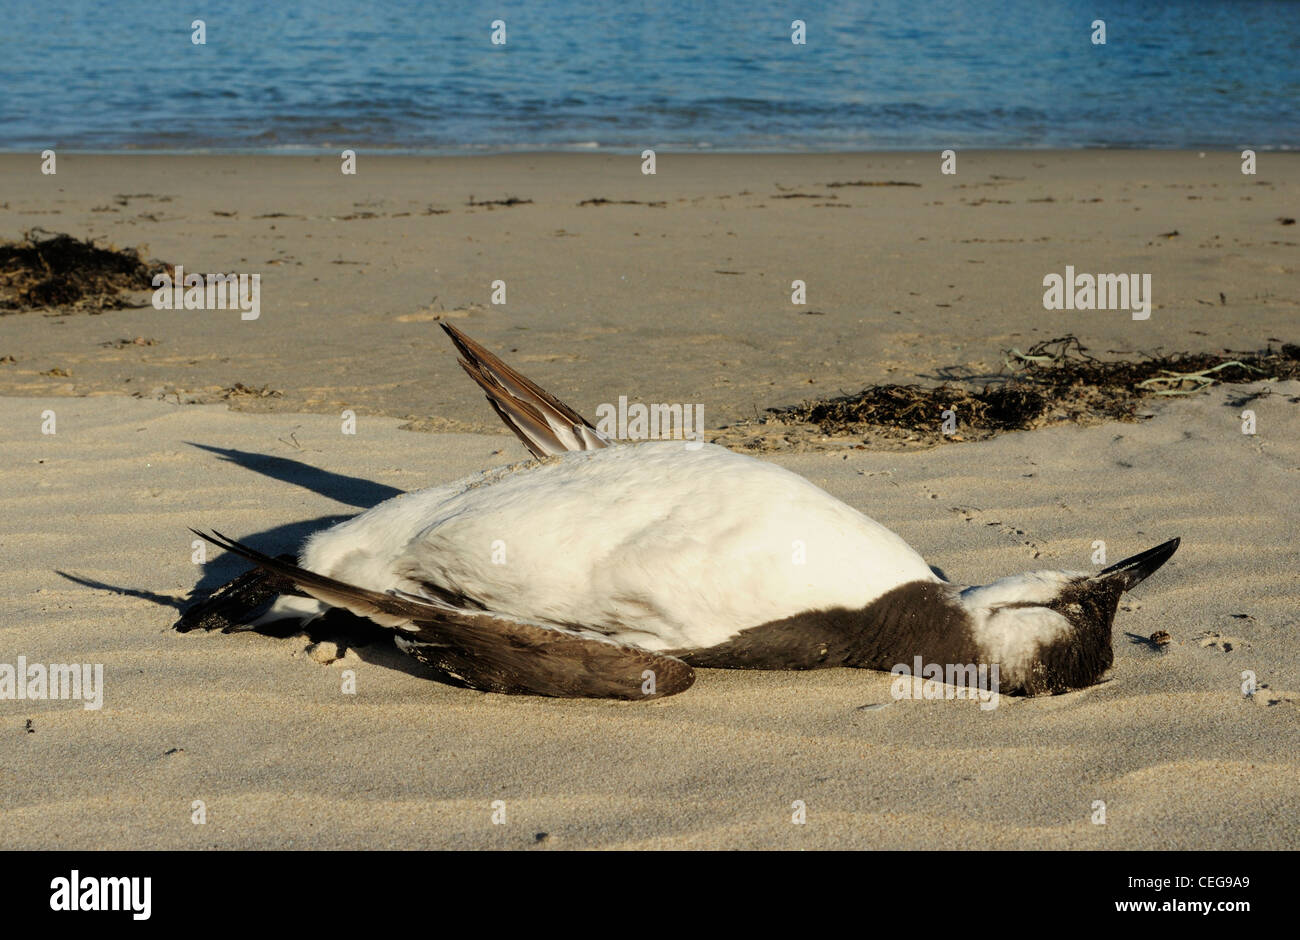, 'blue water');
2,0,1297,152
